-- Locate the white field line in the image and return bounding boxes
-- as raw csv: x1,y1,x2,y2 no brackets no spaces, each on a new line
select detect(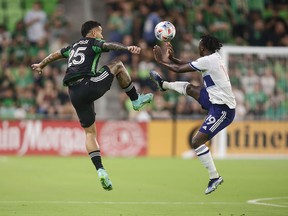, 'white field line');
0,201,242,205
247,197,288,208
0,197,287,208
